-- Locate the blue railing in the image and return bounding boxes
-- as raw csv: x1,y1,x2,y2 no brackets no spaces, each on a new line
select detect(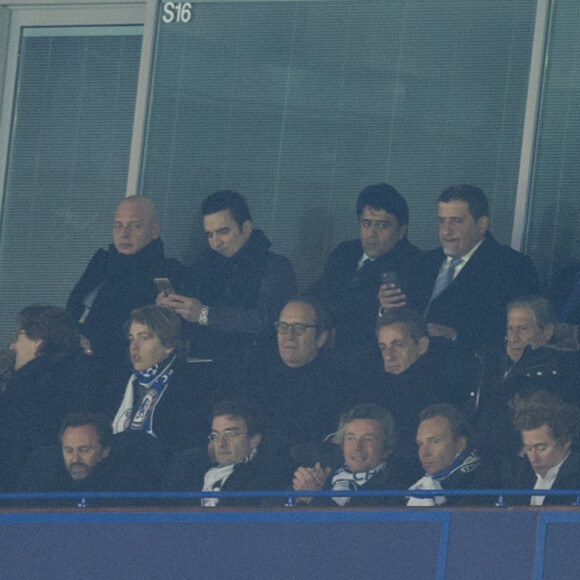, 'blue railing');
1,488,580,507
